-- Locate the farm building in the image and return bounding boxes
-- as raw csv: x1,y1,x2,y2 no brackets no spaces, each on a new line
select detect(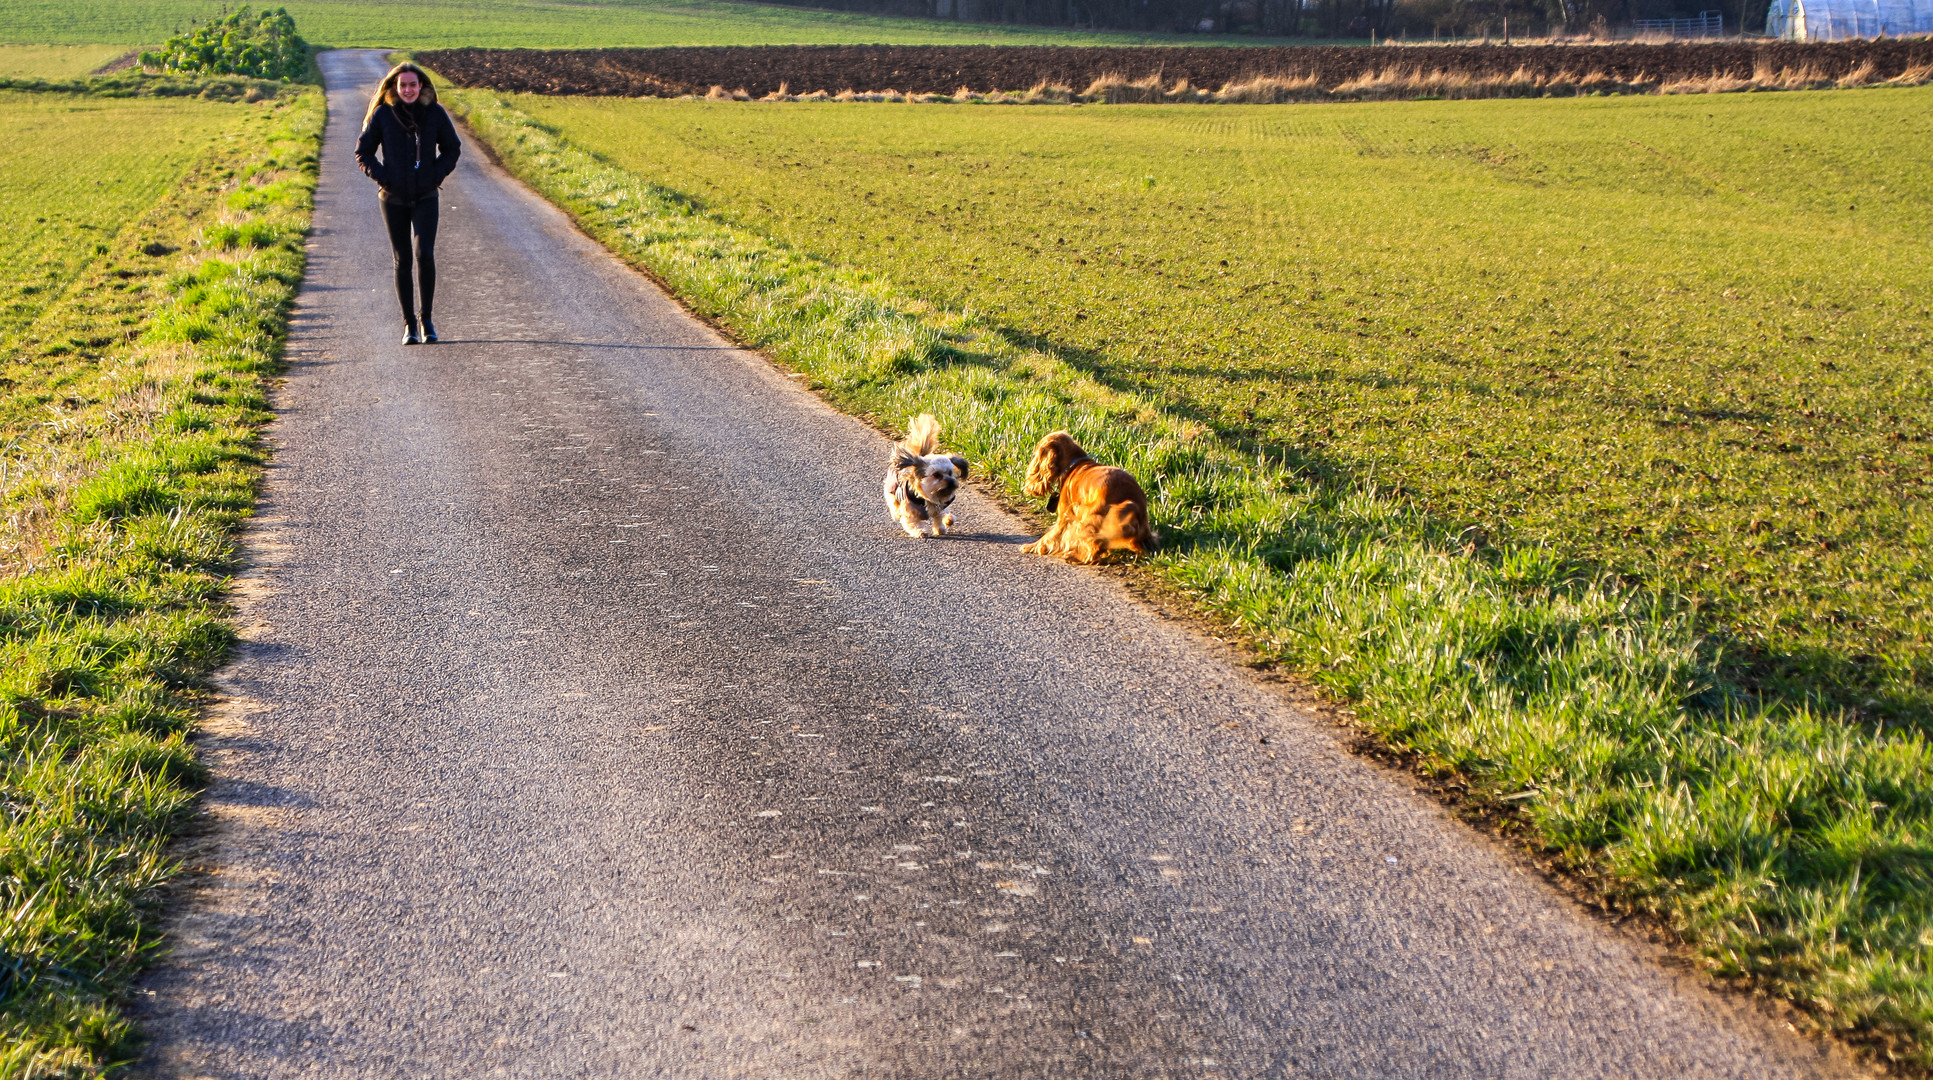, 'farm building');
1765,0,1933,39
